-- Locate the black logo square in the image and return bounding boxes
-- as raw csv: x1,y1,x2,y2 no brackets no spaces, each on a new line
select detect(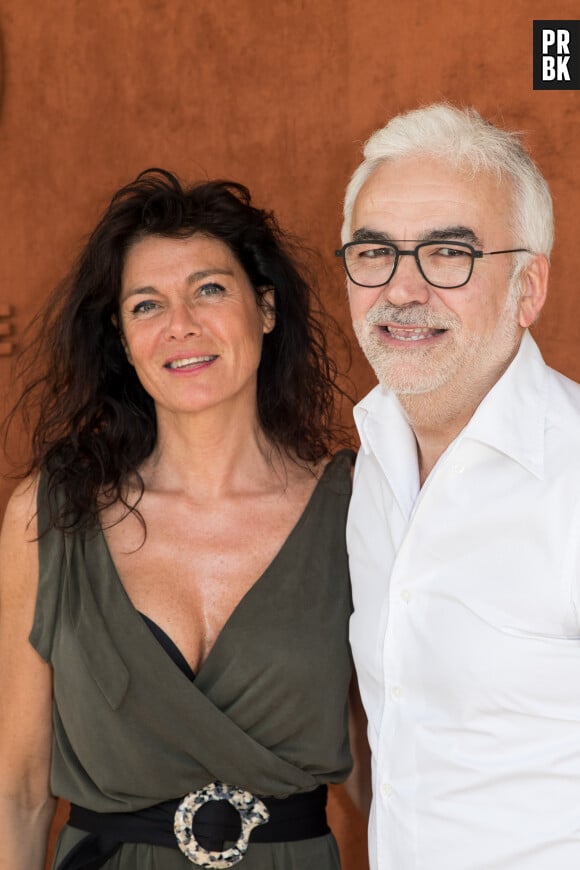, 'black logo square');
533,20,580,90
